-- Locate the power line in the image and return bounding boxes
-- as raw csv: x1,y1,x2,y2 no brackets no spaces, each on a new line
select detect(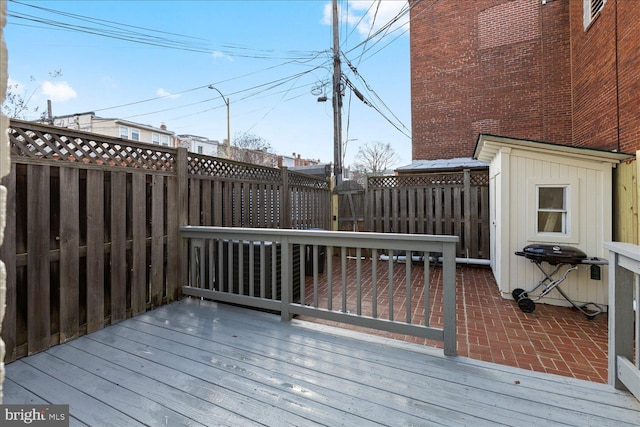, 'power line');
7,0,322,61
